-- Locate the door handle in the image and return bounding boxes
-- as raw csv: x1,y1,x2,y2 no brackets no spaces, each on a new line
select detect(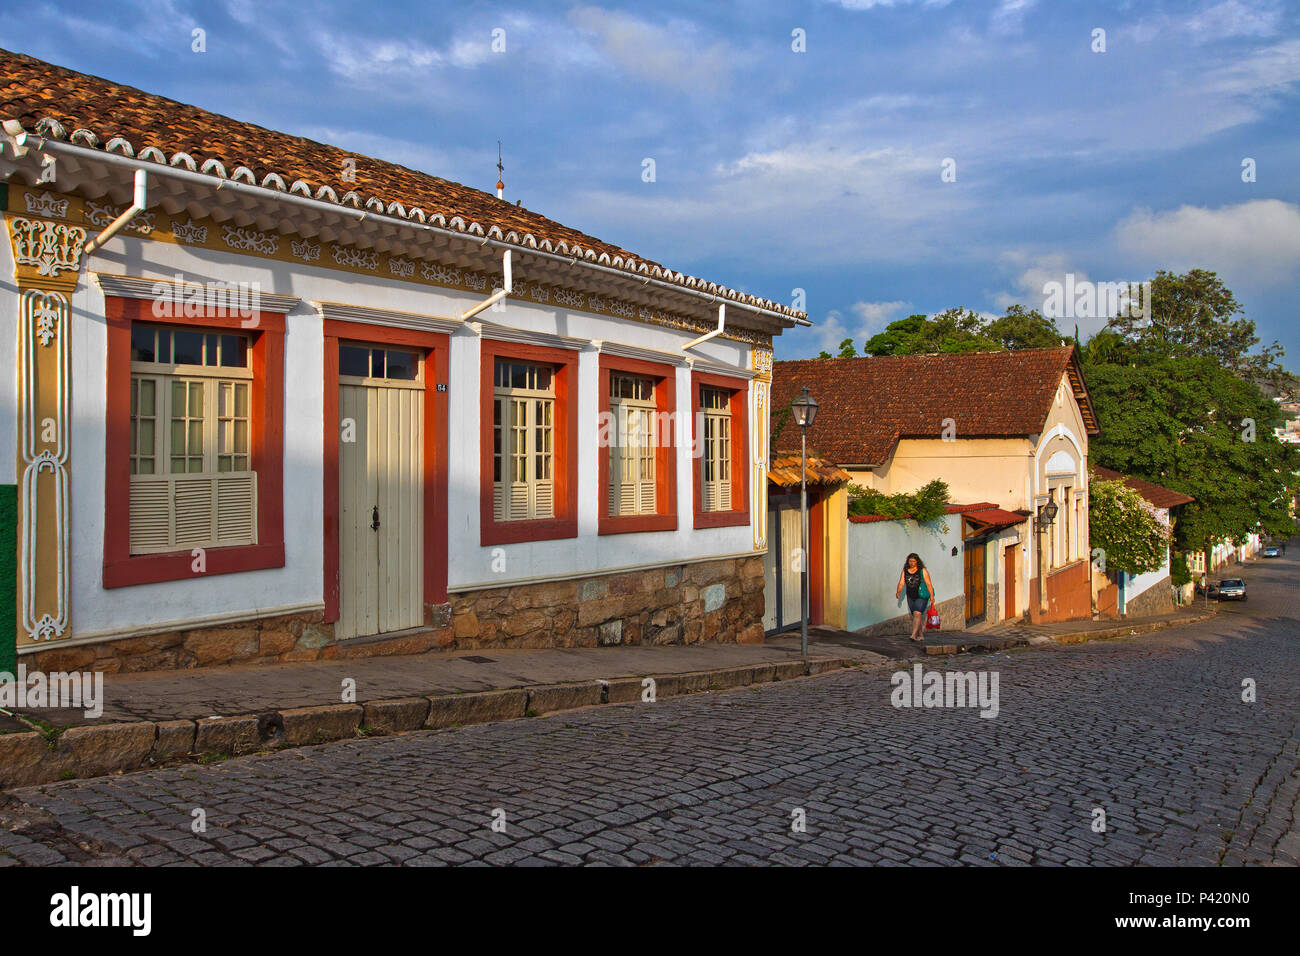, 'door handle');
371,506,380,531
